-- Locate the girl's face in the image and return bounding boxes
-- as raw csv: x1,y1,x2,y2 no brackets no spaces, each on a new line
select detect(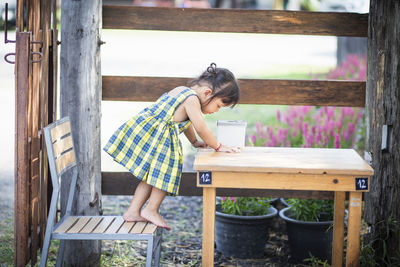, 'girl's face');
201,97,225,114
